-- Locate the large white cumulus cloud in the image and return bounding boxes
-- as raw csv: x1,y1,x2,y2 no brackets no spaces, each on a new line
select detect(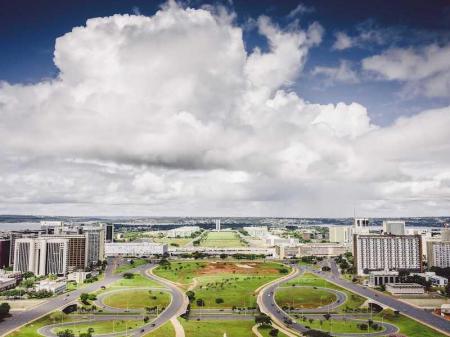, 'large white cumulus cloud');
0,1,449,217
